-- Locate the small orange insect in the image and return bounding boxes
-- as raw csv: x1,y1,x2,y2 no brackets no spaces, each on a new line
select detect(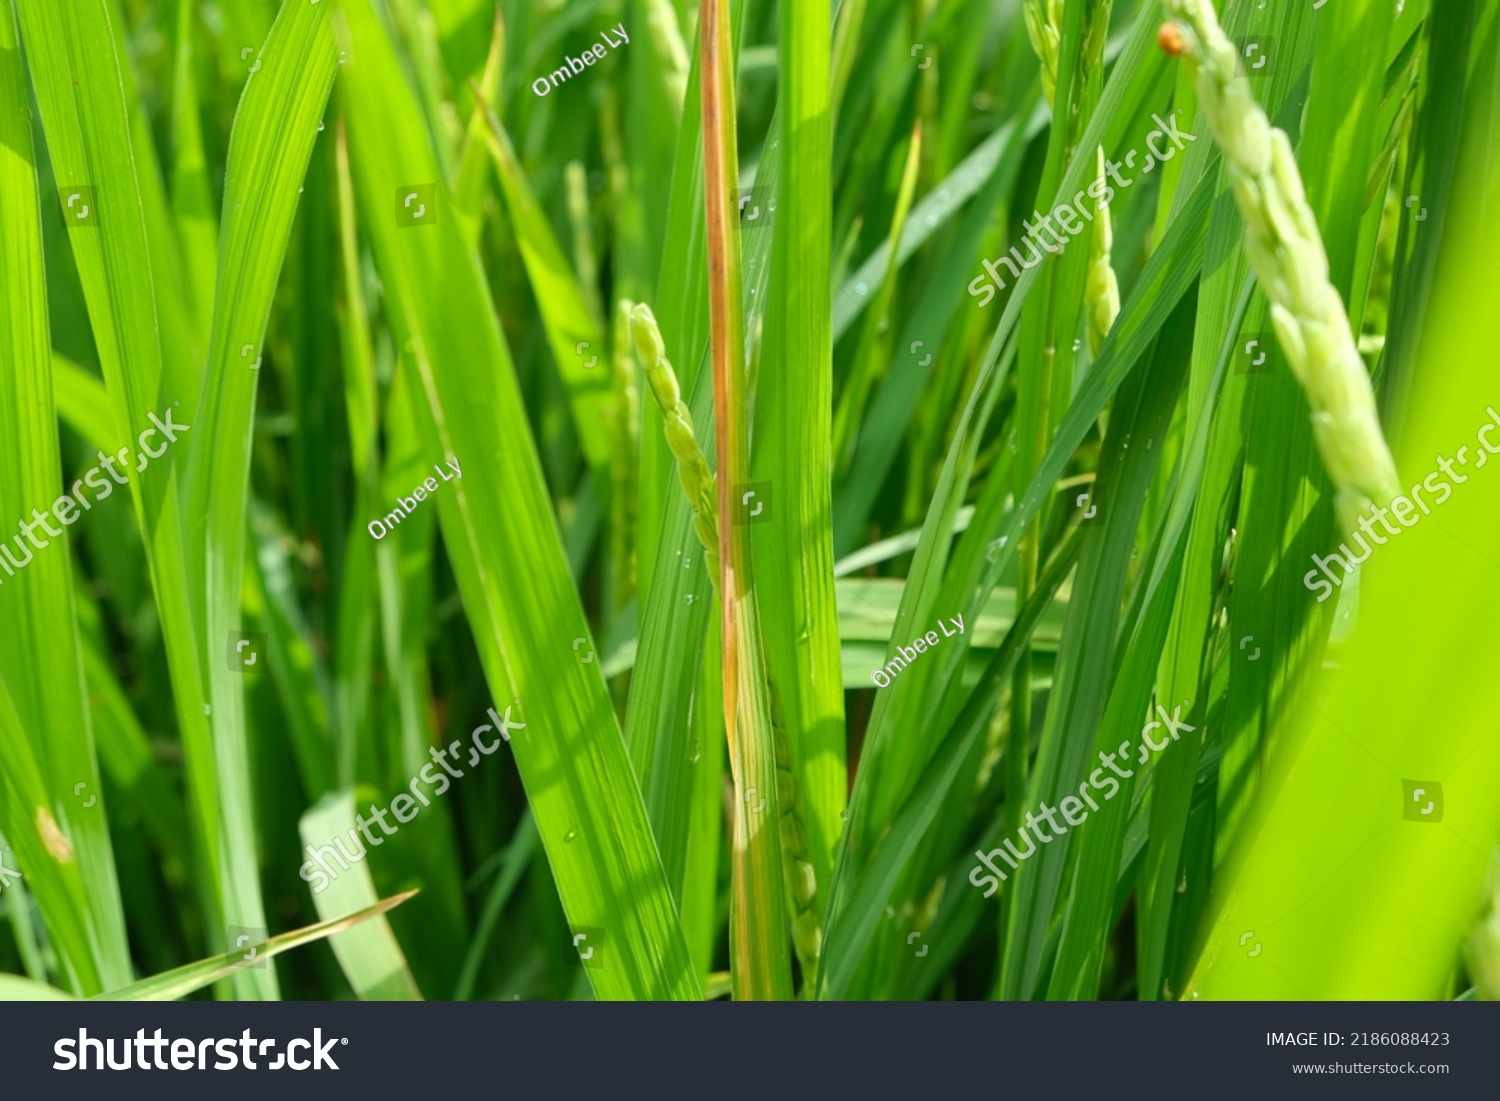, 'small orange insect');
1158,22,1186,56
